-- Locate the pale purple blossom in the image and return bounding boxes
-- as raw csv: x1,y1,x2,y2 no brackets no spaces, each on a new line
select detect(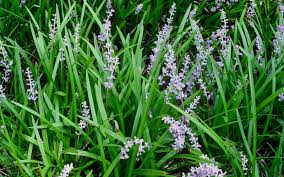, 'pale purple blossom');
247,0,256,25
240,152,249,175
198,79,212,100
81,101,90,119
103,42,119,89
255,36,263,66
98,0,115,42
162,116,201,151
273,2,284,55
210,0,238,12
73,23,80,53
25,68,38,101
278,93,284,102
212,9,229,59
147,3,176,73
59,163,73,177
158,44,177,85
0,40,13,82
186,96,201,113
182,161,226,177
77,101,90,134
0,84,5,99
135,4,143,15
49,14,57,40
120,137,150,160
159,46,191,101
